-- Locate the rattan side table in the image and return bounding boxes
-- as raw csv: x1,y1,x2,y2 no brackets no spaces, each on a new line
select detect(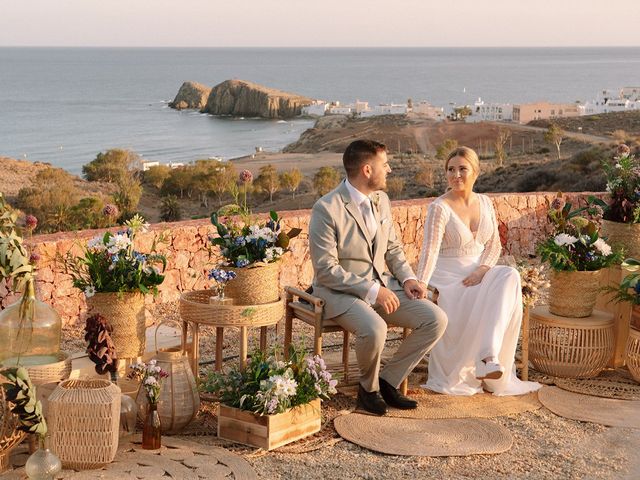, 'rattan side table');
179,290,284,374
529,305,614,379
